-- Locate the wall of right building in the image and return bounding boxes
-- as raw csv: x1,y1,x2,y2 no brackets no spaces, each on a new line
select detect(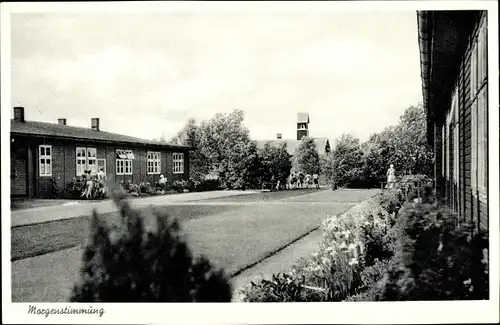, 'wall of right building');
443,11,488,231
